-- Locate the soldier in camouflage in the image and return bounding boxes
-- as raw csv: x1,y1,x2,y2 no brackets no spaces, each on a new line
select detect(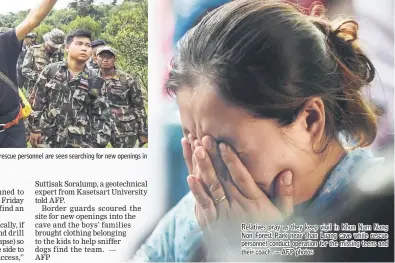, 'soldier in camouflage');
96,46,148,148
17,32,37,89
22,28,65,99
88,39,106,70
29,30,113,148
